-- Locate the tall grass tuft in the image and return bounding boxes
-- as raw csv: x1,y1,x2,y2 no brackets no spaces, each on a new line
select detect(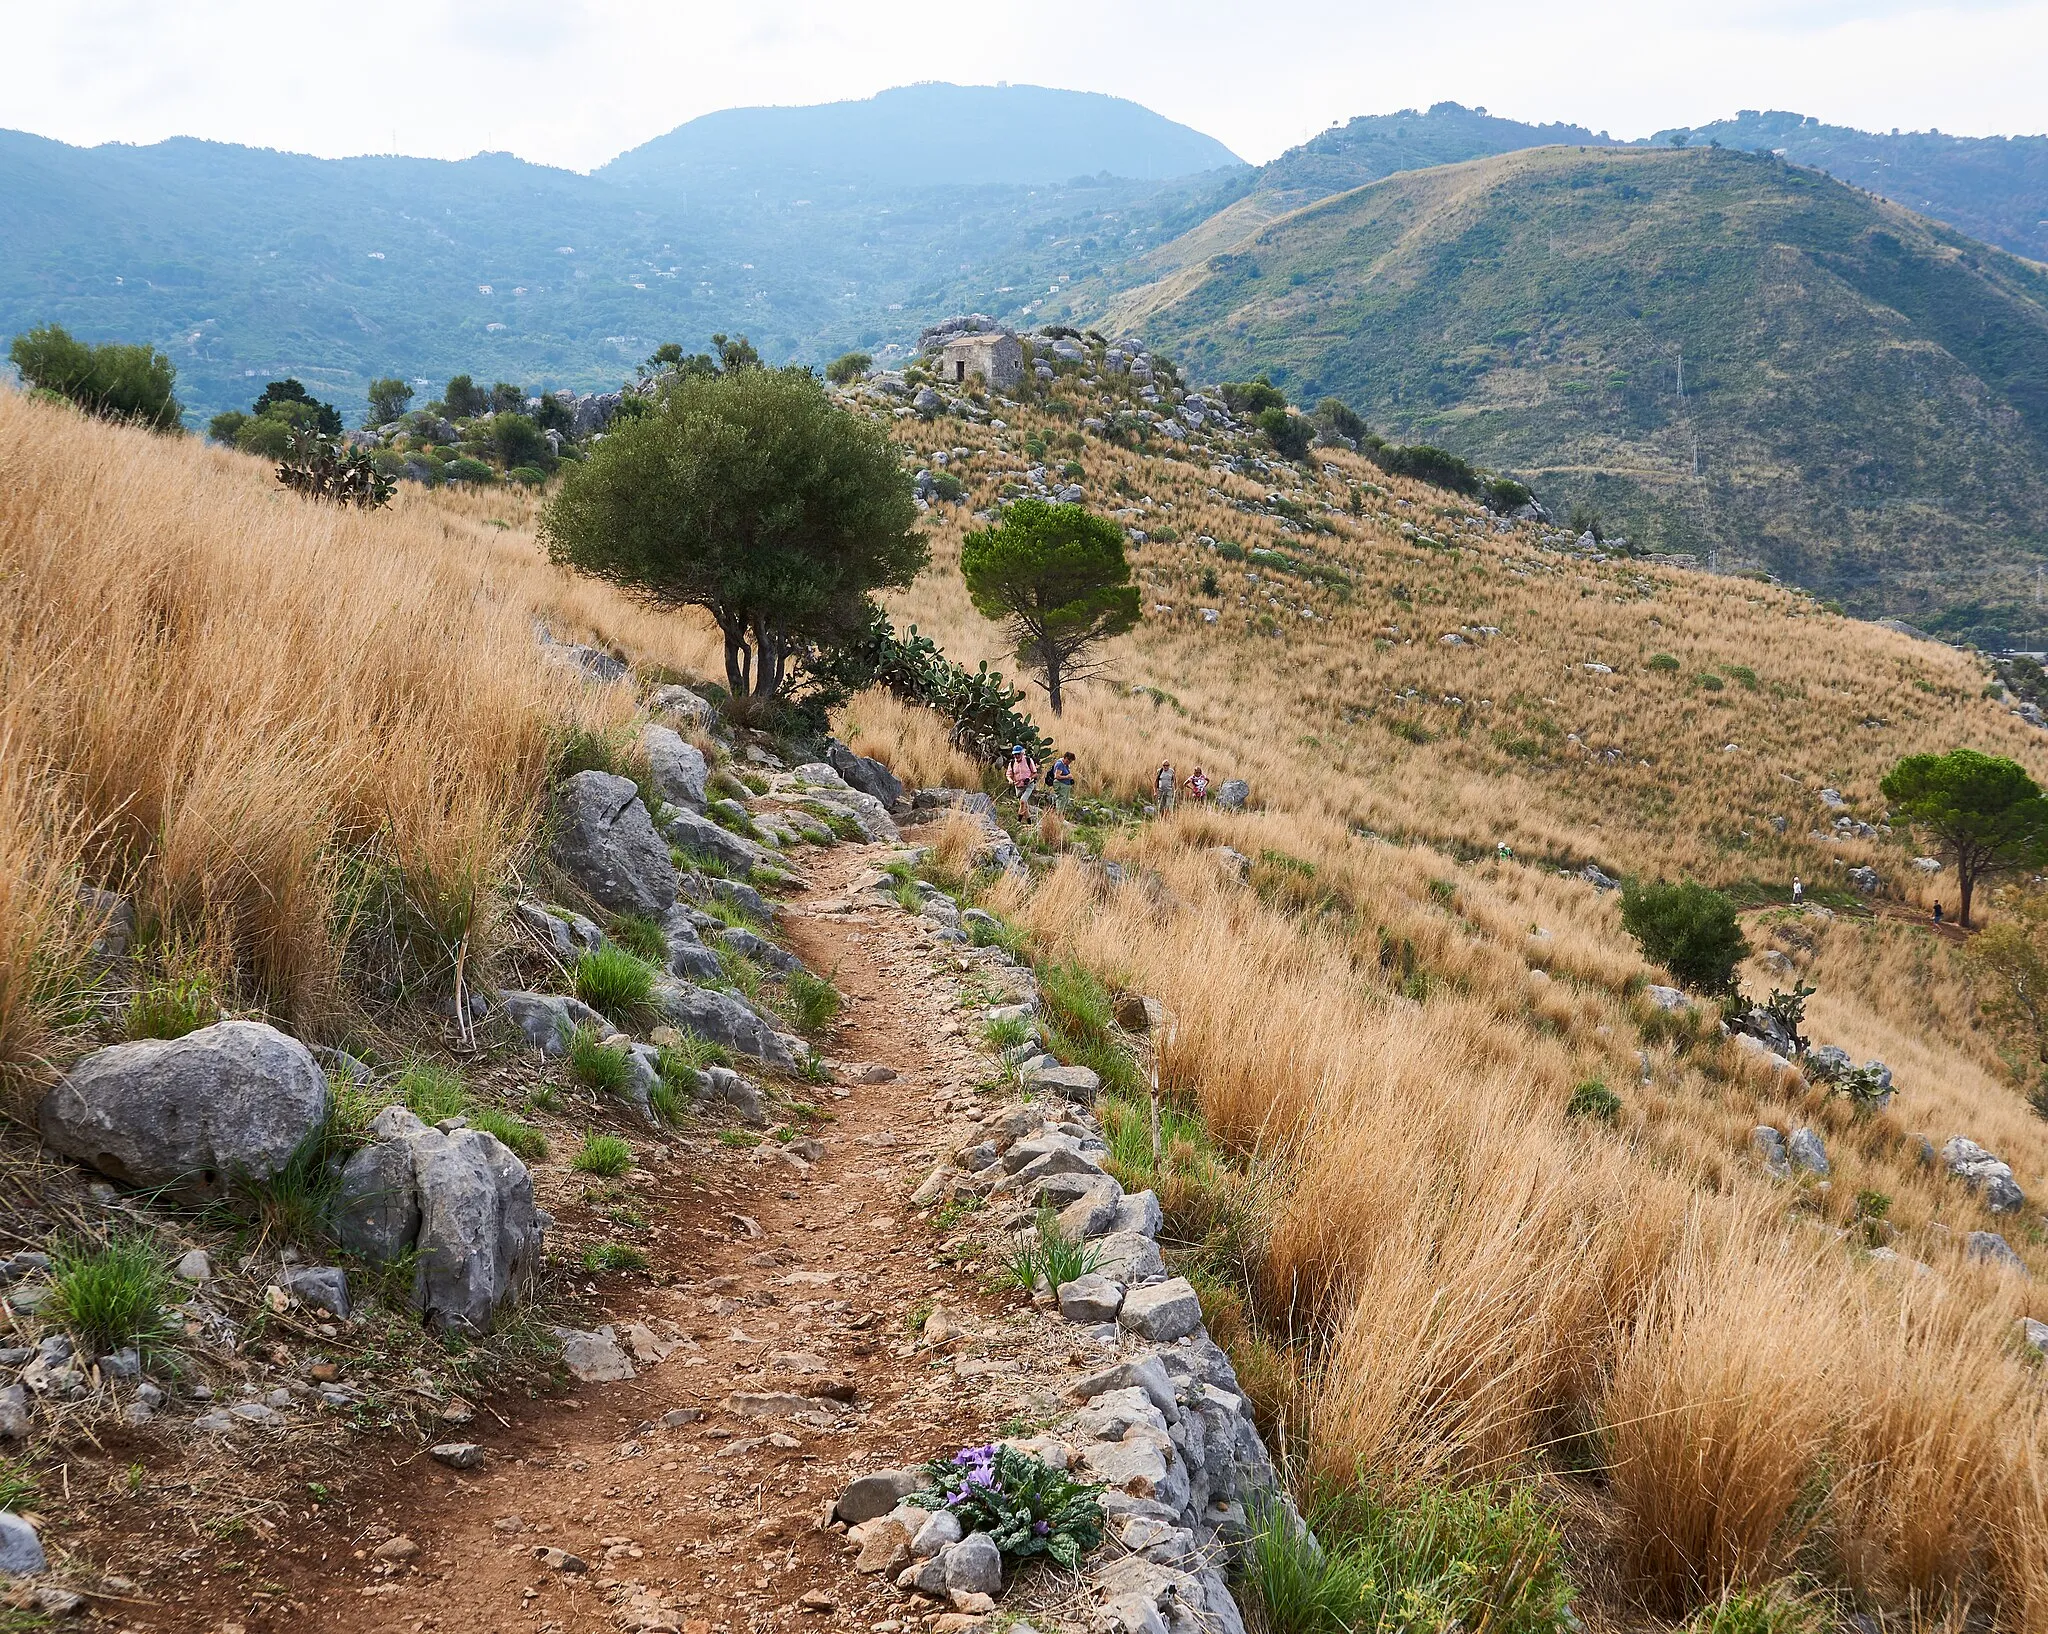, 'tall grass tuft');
573,1133,634,1176
782,970,841,1034
47,1234,175,1355
568,1025,634,1096
572,944,657,1021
